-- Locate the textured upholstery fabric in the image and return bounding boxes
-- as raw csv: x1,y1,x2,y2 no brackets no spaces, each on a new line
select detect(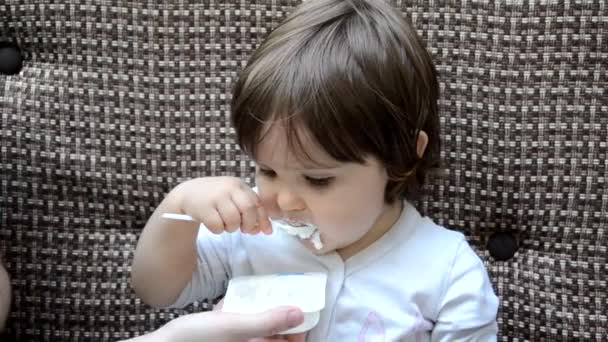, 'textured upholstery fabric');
0,1,606,341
